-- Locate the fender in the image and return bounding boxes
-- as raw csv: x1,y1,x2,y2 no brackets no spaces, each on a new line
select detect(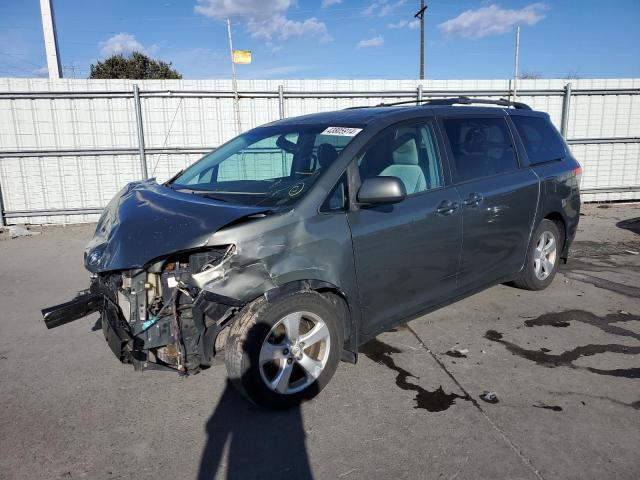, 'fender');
261,279,359,363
